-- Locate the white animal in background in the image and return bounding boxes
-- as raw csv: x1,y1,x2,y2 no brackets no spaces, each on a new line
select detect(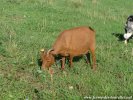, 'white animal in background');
124,15,133,44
